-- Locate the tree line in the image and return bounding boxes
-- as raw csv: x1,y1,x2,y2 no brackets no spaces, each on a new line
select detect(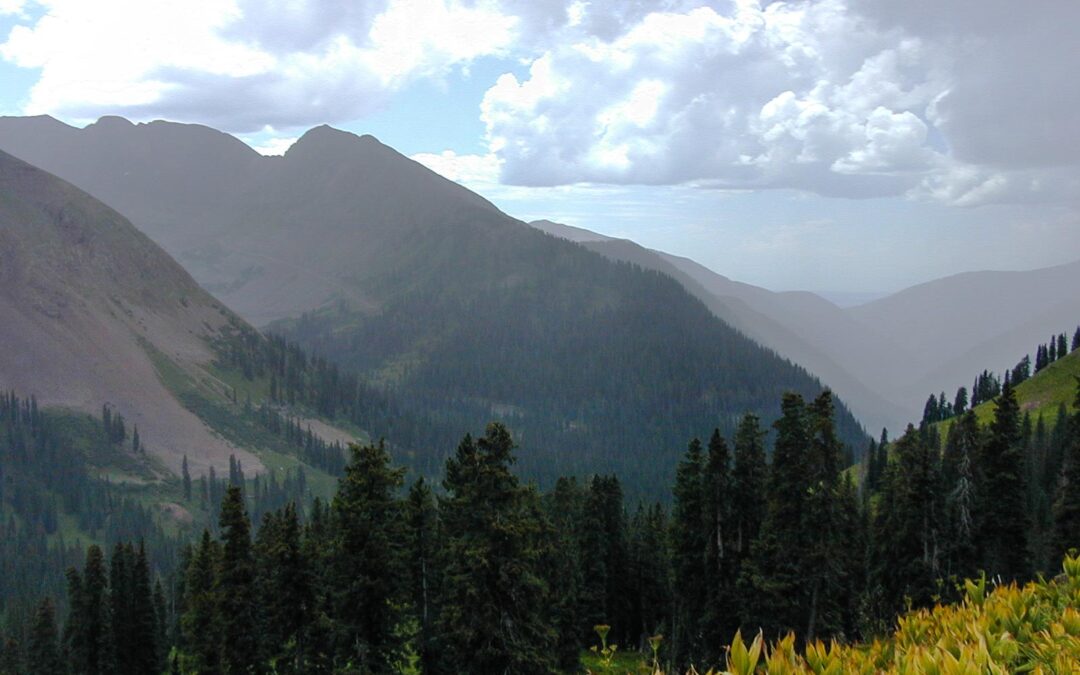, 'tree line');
921,323,1080,425
3,377,1077,673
